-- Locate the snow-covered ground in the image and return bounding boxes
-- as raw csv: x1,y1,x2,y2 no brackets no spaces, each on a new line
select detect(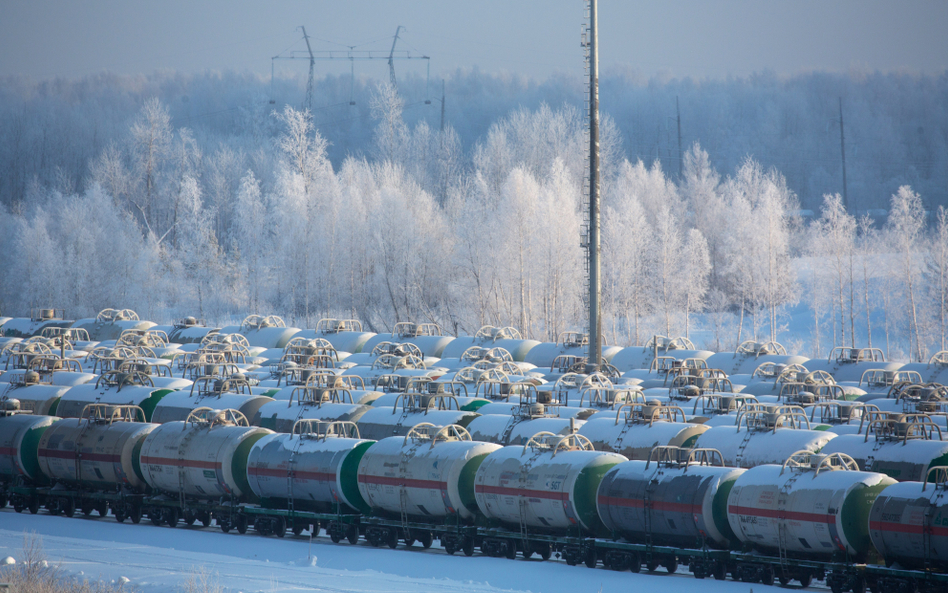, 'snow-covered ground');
0,509,779,593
